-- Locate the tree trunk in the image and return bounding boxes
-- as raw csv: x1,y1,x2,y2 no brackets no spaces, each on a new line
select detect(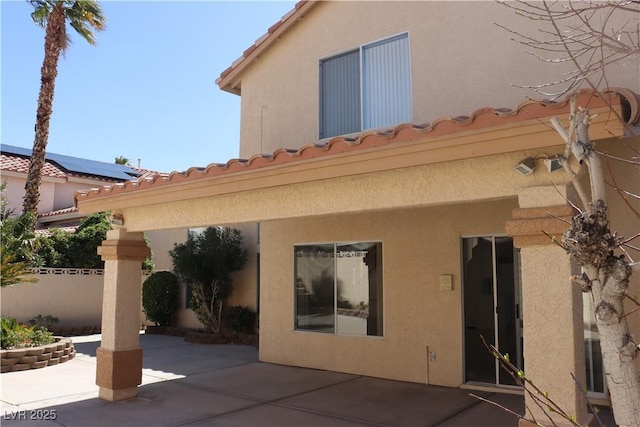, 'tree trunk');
553,100,639,426
23,2,66,218
566,205,640,426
